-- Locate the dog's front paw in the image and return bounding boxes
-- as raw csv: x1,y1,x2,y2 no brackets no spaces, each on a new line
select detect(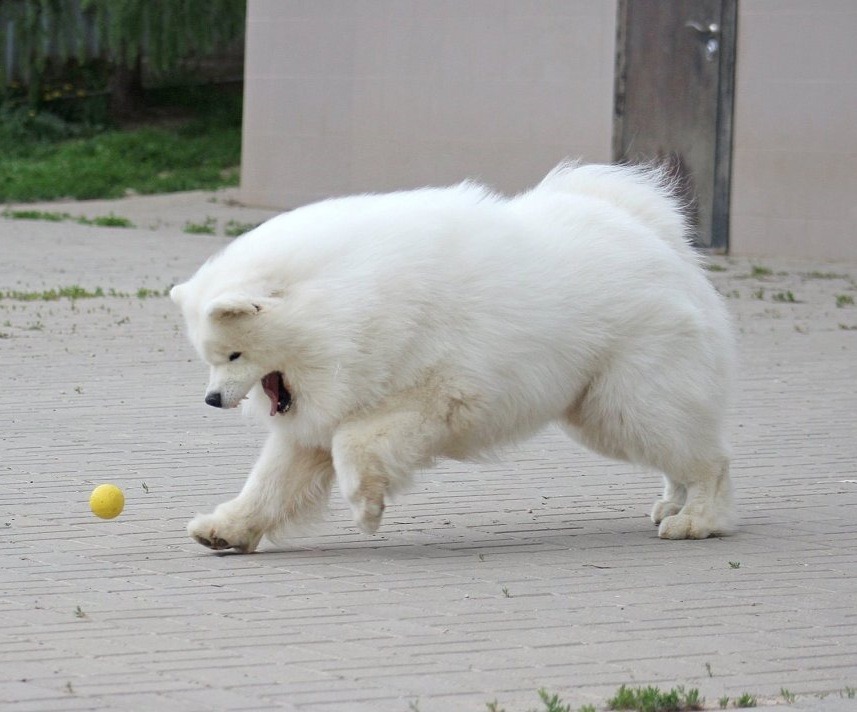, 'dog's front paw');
187,511,263,553
352,497,385,534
